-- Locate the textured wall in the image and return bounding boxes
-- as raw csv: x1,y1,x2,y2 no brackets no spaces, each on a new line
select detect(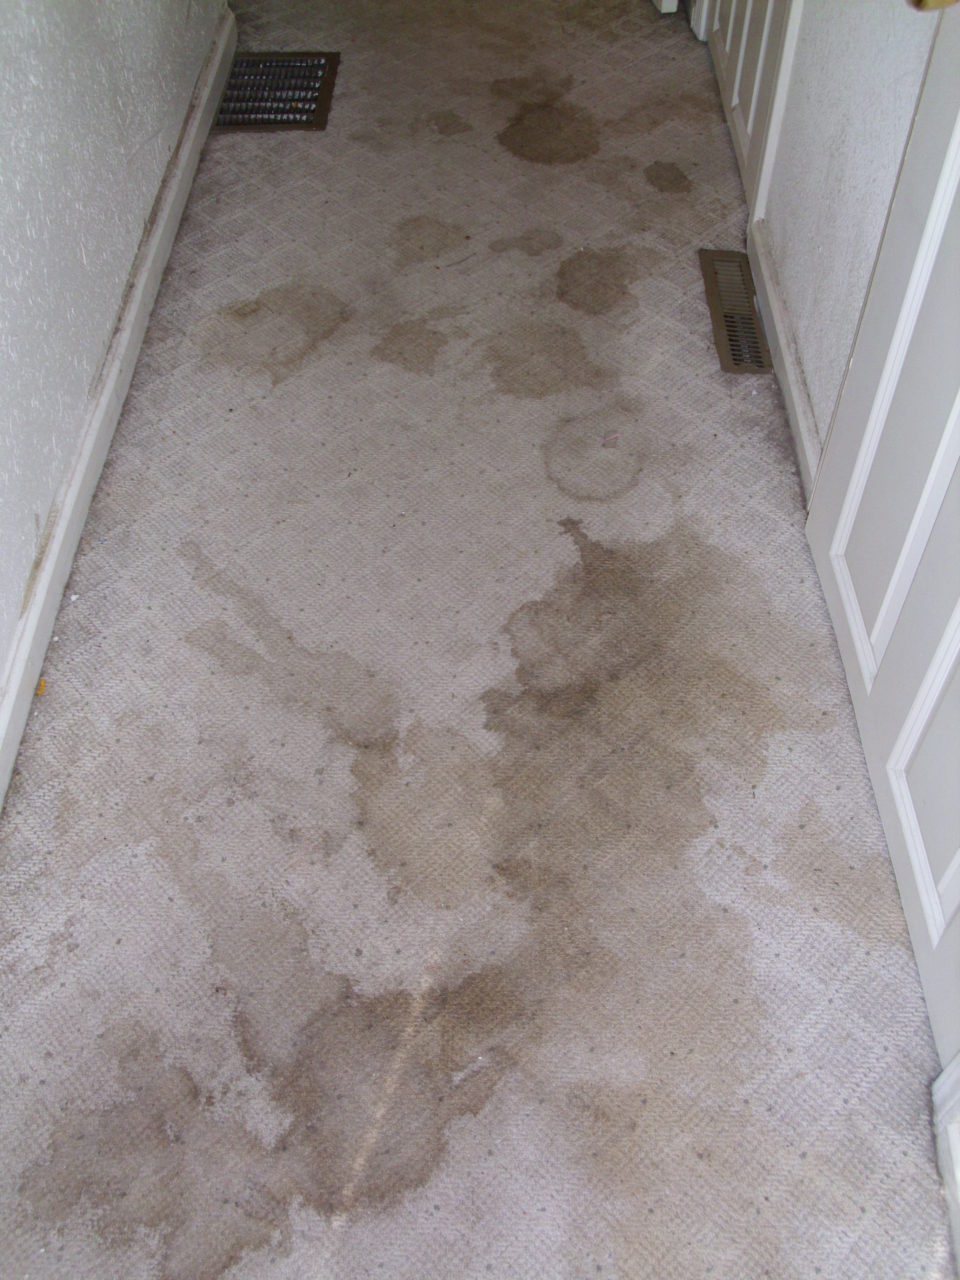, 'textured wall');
0,0,225,685
764,0,935,442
